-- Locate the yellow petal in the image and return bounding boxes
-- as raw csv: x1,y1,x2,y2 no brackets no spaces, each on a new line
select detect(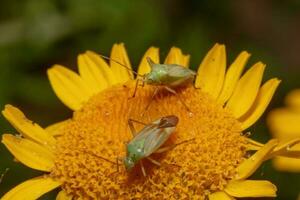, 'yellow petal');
137,47,160,75
2,134,55,171
245,138,263,150
182,54,190,67
285,89,300,109
78,51,117,93
273,156,300,172
224,180,277,198
209,191,235,200
1,176,61,200
110,43,133,83
226,62,266,118
56,190,73,200
47,65,93,110
240,78,281,130
217,51,250,105
164,47,190,67
45,120,70,136
195,43,226,99
267,139,300,159
236,139,278,180
280,149,300,158
2,105,56,147
86,51,118,84
267,108,300,140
